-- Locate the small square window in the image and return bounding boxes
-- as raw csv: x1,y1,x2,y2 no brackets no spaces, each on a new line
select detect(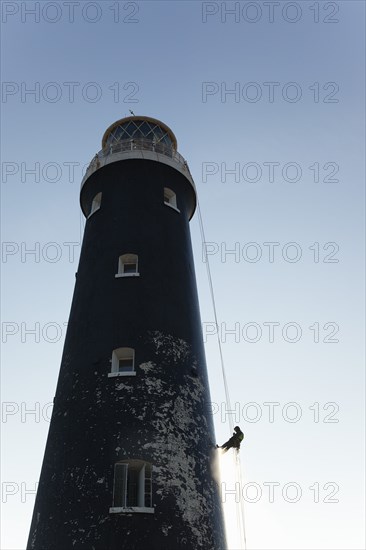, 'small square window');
109,347,135,377
88,192,102,218
163,188,179,212
110,460,154,514
115,254,140,278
